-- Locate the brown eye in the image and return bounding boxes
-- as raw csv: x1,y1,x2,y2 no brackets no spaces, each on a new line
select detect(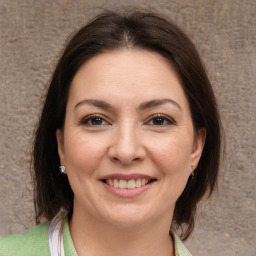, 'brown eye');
80,115,109,126
90,117,104,125
152,117,166,125
149,115,173,126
